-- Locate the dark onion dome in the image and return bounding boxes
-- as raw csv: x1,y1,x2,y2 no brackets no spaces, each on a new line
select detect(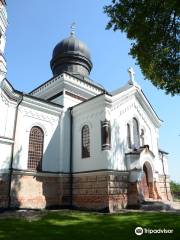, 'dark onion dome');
50,34,93,77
